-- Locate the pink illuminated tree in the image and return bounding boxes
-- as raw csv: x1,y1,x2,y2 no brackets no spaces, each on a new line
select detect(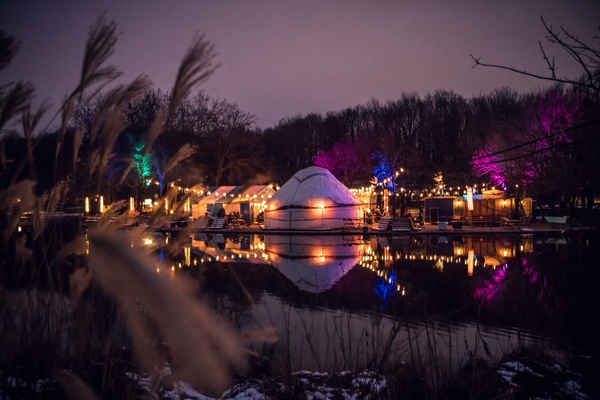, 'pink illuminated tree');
471,18,599,211
471,86,583,211
314,137,373,185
